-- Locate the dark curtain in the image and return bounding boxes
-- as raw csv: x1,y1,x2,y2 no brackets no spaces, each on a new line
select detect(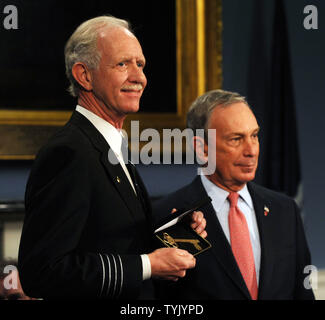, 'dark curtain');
247,0,301,199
